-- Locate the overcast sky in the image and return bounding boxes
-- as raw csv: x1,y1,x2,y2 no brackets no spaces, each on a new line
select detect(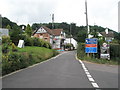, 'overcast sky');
0,0,119,32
